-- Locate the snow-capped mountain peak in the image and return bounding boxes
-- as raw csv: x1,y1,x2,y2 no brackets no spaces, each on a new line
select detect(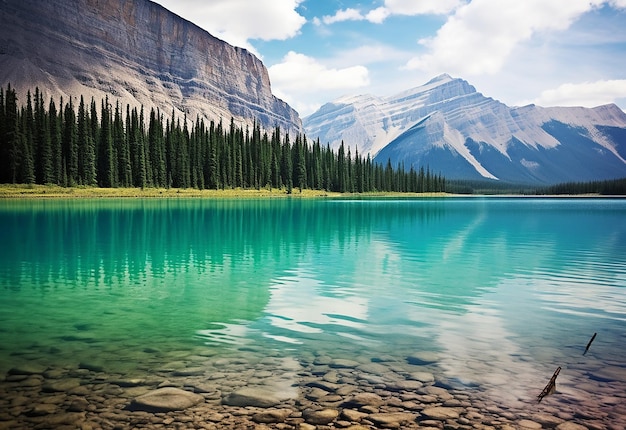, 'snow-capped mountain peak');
303,75,626,184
